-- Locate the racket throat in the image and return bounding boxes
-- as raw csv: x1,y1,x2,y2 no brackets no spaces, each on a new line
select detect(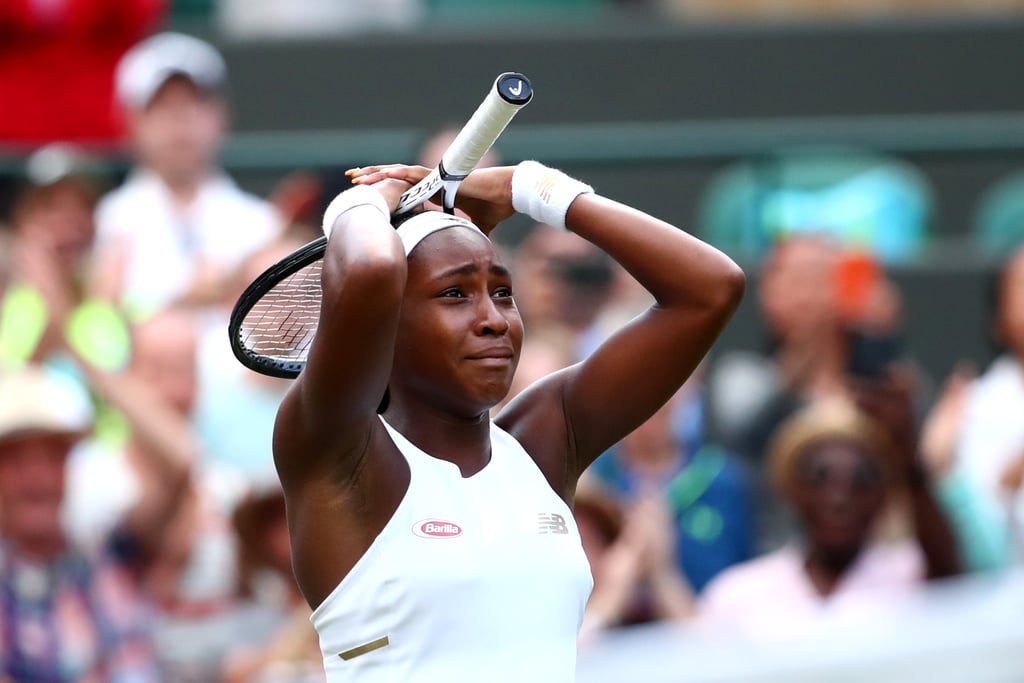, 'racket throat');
437,160,468,214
